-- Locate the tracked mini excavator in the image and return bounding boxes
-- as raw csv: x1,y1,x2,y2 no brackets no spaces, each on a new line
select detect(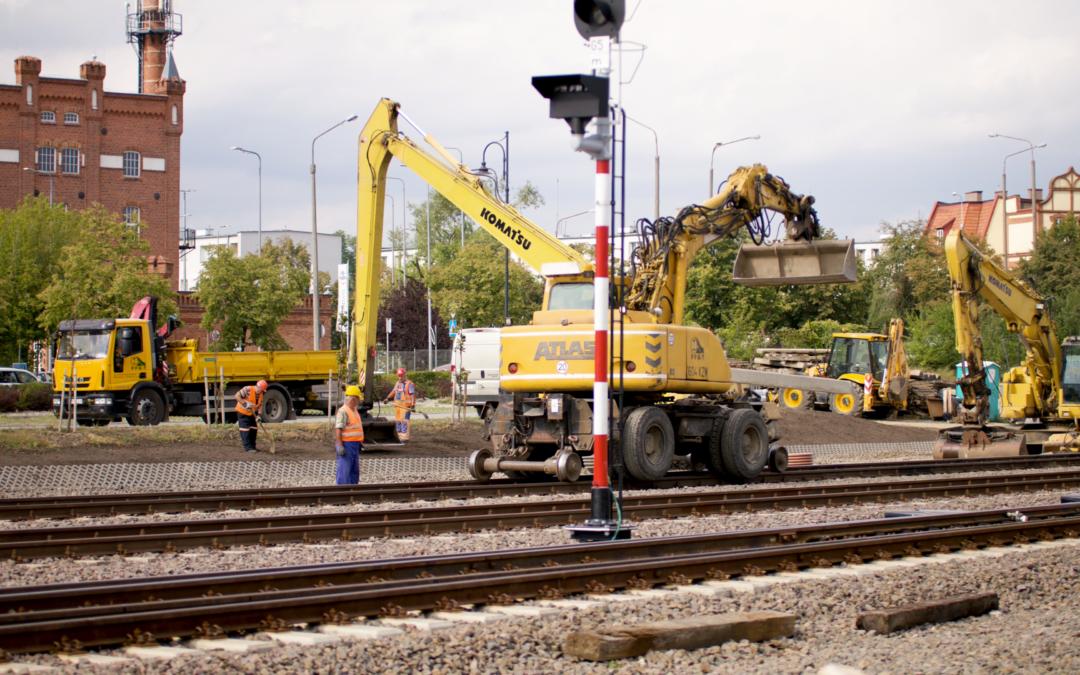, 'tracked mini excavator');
934,230,1080,458
350,99,857,481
